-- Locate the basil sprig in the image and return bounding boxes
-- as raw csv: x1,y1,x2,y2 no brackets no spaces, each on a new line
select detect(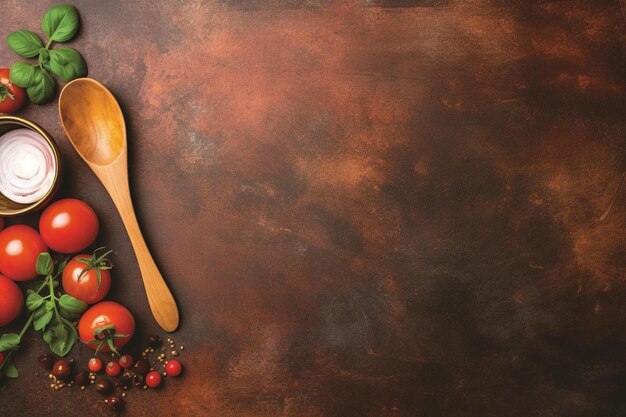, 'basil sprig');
6,4,86,104
0,253,87,391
